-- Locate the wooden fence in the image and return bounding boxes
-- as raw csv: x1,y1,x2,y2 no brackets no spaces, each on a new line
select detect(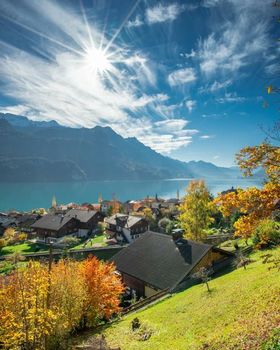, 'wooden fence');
121,288,170,315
